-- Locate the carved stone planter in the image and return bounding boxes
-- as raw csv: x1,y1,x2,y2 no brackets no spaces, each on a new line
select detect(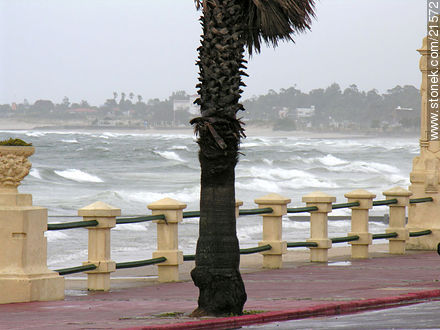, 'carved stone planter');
0,146,35,193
